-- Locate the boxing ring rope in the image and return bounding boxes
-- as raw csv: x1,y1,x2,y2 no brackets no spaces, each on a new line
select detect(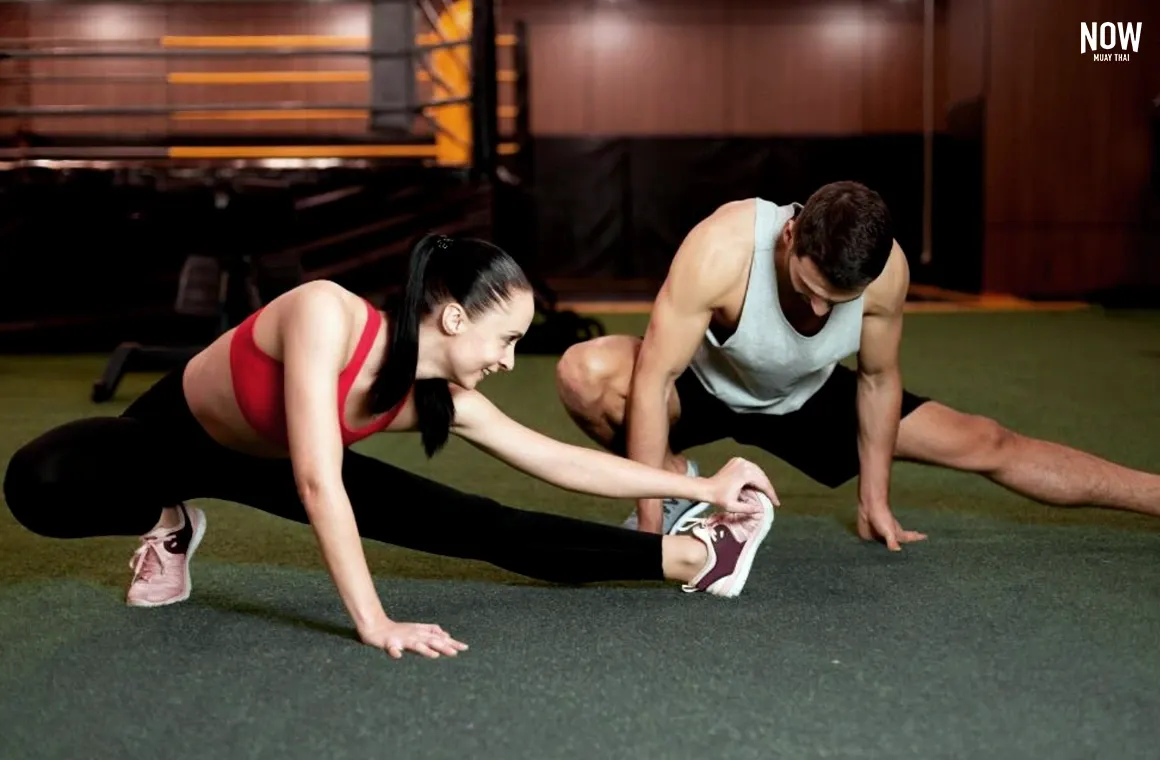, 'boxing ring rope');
0,0,575,403
0,0,521,173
